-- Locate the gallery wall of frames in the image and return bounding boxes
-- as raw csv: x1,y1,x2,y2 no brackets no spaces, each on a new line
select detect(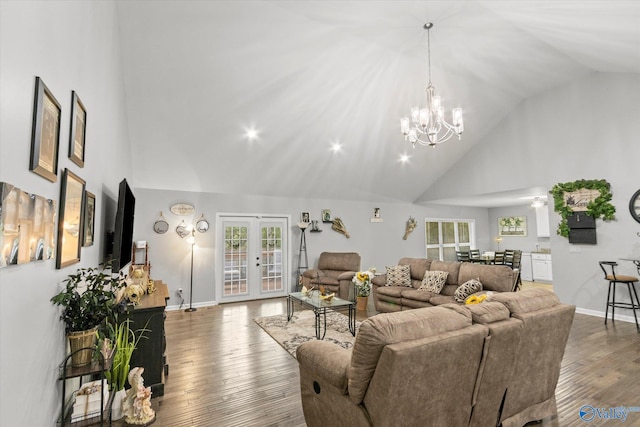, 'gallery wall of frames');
1,75,91,269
